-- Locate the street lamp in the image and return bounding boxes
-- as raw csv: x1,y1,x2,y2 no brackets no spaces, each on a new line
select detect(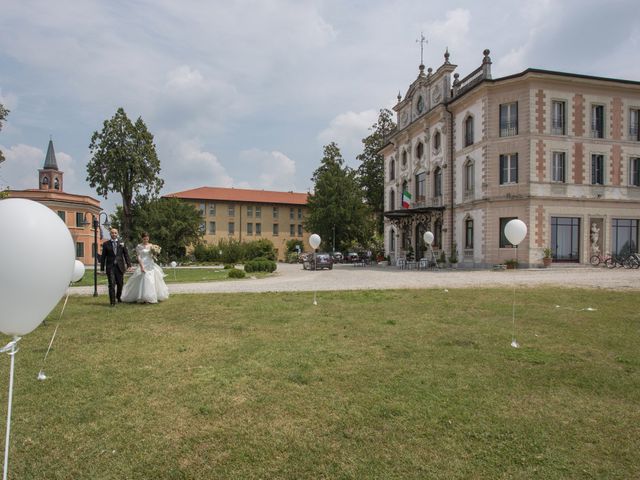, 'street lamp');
84,212,111,297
